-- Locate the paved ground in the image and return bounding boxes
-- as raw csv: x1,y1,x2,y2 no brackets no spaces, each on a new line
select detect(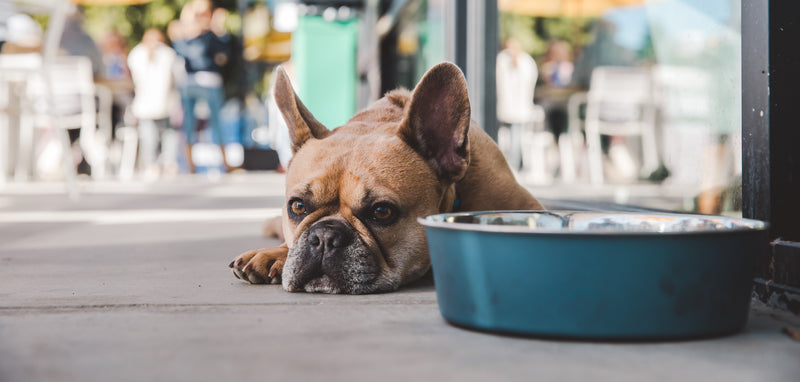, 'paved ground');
1,173,798,382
